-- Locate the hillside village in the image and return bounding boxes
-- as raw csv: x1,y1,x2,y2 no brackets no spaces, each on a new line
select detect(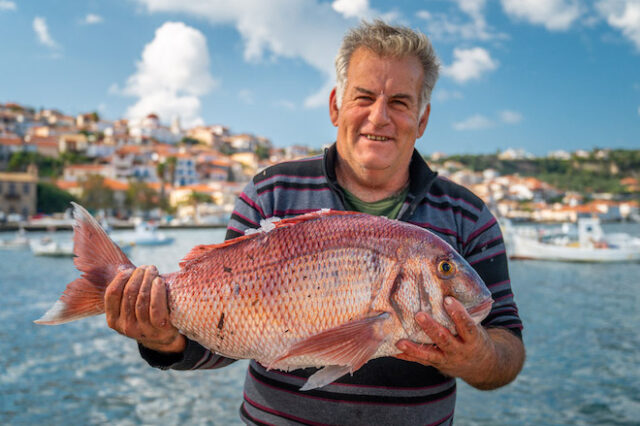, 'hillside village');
0,101,638,226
